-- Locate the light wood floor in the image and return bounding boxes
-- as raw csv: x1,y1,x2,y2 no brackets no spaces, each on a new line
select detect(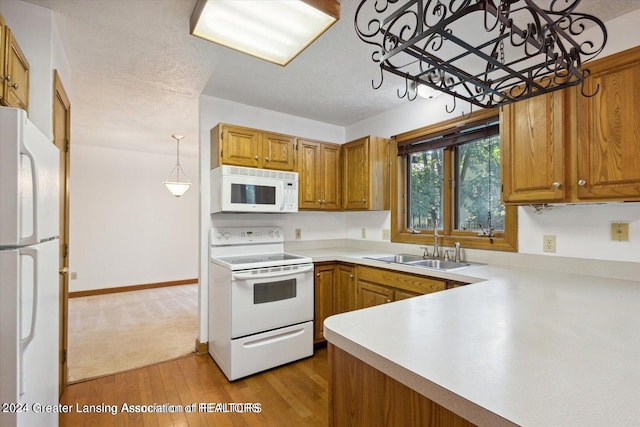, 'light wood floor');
60,347,329,427
68,284,198,381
